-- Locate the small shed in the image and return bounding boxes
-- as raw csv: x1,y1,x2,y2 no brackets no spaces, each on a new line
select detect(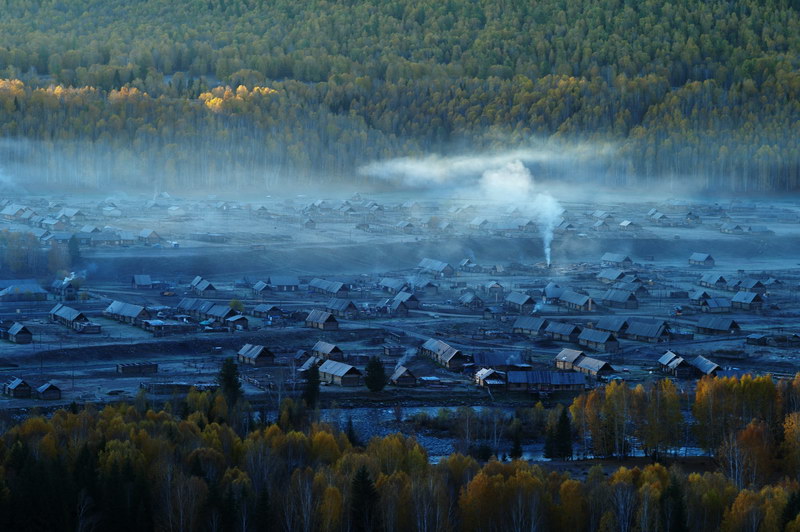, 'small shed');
35,382,61,400
7,322,33,344
689,253,715,267
390,365,417,387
